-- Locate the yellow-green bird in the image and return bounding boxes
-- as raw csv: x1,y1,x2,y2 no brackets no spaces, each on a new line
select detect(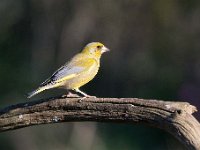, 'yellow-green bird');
27,42,109,98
